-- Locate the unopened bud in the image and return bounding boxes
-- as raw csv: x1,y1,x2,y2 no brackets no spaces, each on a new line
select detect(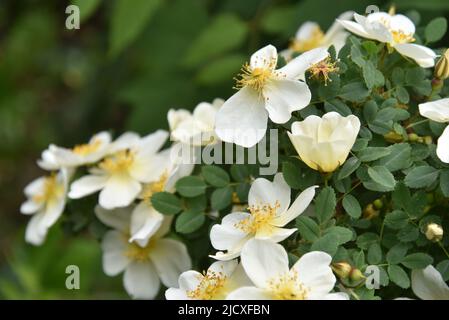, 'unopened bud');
388,5,396,16
435,49,449,80
332,262,352,279
384,131,403,143
423,136,433,145
363,203,379,220
425,223,443,242
373,199,383,209
408,133,419,142
350,268,366,282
